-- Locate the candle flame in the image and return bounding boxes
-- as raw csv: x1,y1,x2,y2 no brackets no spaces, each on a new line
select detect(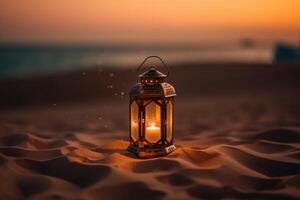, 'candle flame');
147,123,160,130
